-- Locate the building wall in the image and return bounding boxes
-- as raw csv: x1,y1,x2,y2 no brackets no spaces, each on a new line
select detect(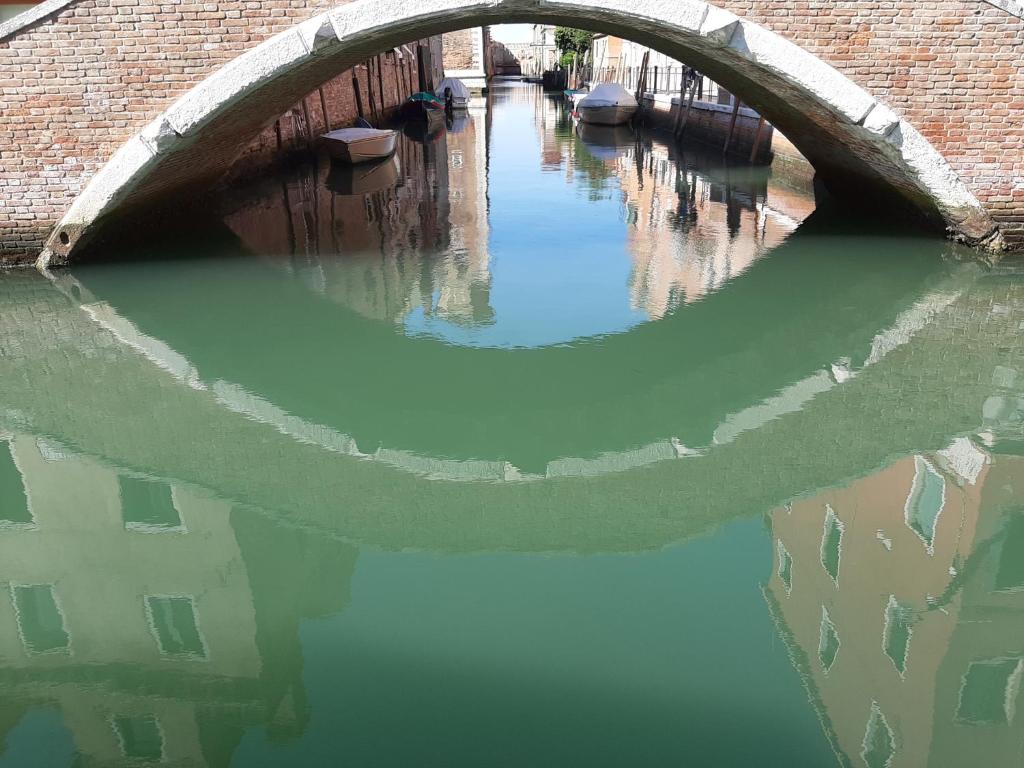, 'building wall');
0,0,1020,262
